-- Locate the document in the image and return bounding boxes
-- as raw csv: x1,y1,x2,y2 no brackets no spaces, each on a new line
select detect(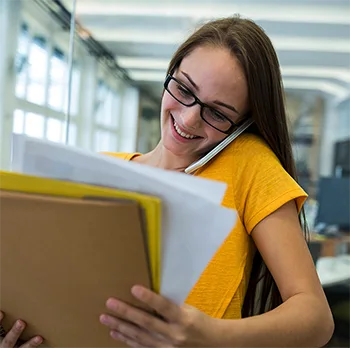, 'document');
11,134,237,304
0,190,153,347
12,134,227,204
0,170,161,292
